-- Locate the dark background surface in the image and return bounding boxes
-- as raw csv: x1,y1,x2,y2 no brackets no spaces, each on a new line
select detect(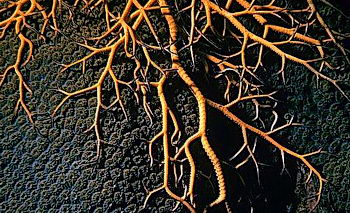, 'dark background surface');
0,0,349,212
